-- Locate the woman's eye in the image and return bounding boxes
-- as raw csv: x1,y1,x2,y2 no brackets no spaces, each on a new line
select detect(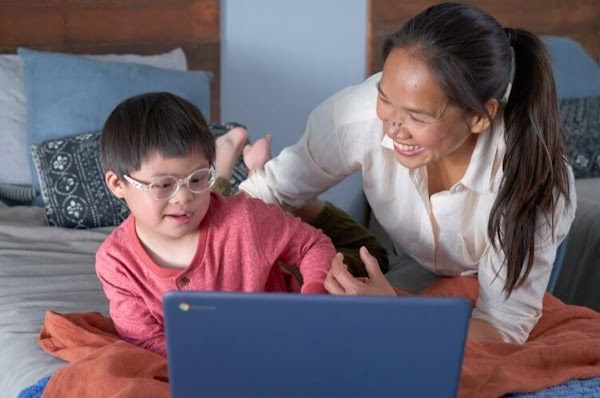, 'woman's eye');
409,114,426,124
378,95,391,106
